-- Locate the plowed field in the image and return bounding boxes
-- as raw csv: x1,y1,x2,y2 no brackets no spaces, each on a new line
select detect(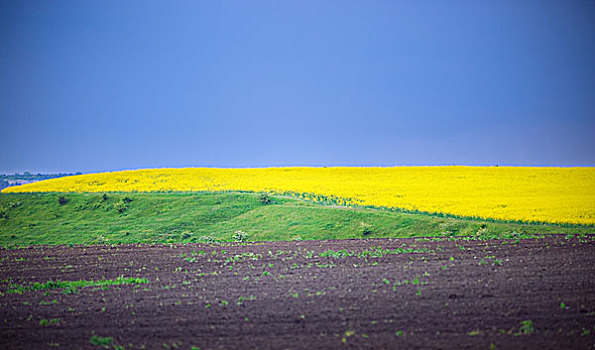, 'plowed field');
1,236,594,349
